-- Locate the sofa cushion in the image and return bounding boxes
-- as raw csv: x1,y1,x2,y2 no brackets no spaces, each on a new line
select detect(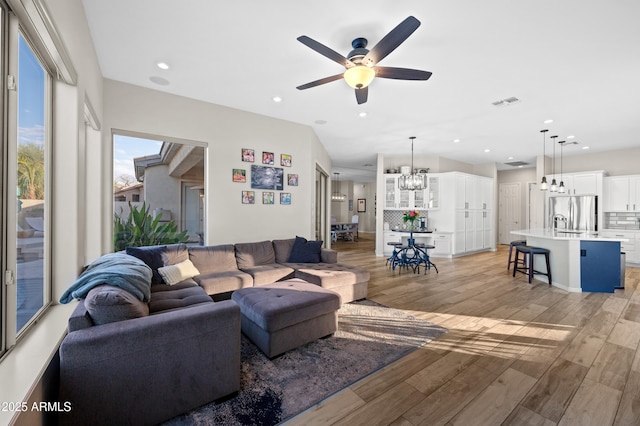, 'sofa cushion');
286,263,371,290
161,243,189,266
288,236,323,263
189,244,238,274
149,281,212,314
84,285,150,325
272,238,295,263
241,264,295,286
126,245,167,284
158,259,200,285
195,271,253,295
235,241,276,269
